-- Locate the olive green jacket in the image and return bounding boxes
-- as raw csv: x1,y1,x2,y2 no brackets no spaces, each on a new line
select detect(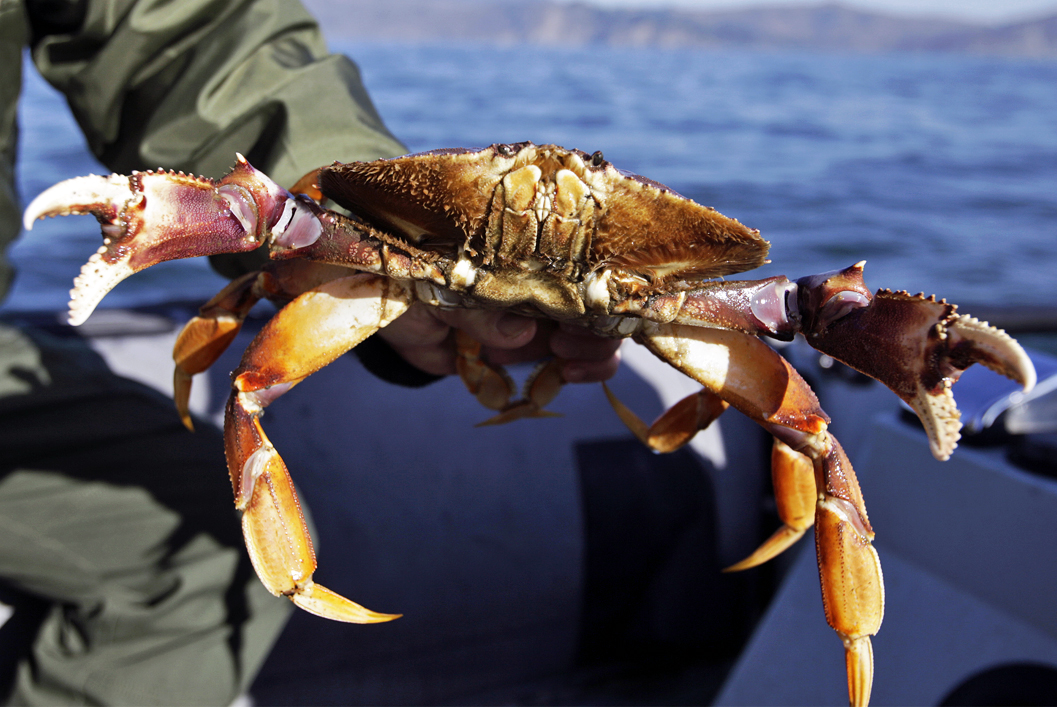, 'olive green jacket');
0,0,405,301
